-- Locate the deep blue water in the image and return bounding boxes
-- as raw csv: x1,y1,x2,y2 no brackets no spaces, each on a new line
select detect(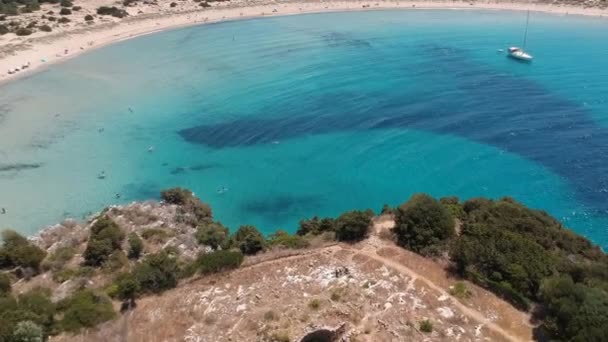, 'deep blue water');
1,10,608,248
